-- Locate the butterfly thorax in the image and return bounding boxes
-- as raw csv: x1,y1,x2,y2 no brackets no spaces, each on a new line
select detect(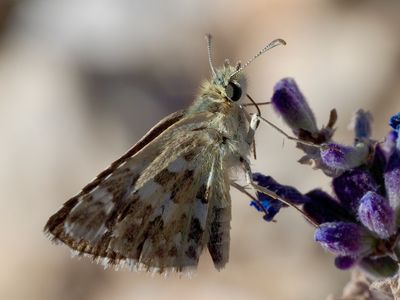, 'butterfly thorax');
186,65,250,160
